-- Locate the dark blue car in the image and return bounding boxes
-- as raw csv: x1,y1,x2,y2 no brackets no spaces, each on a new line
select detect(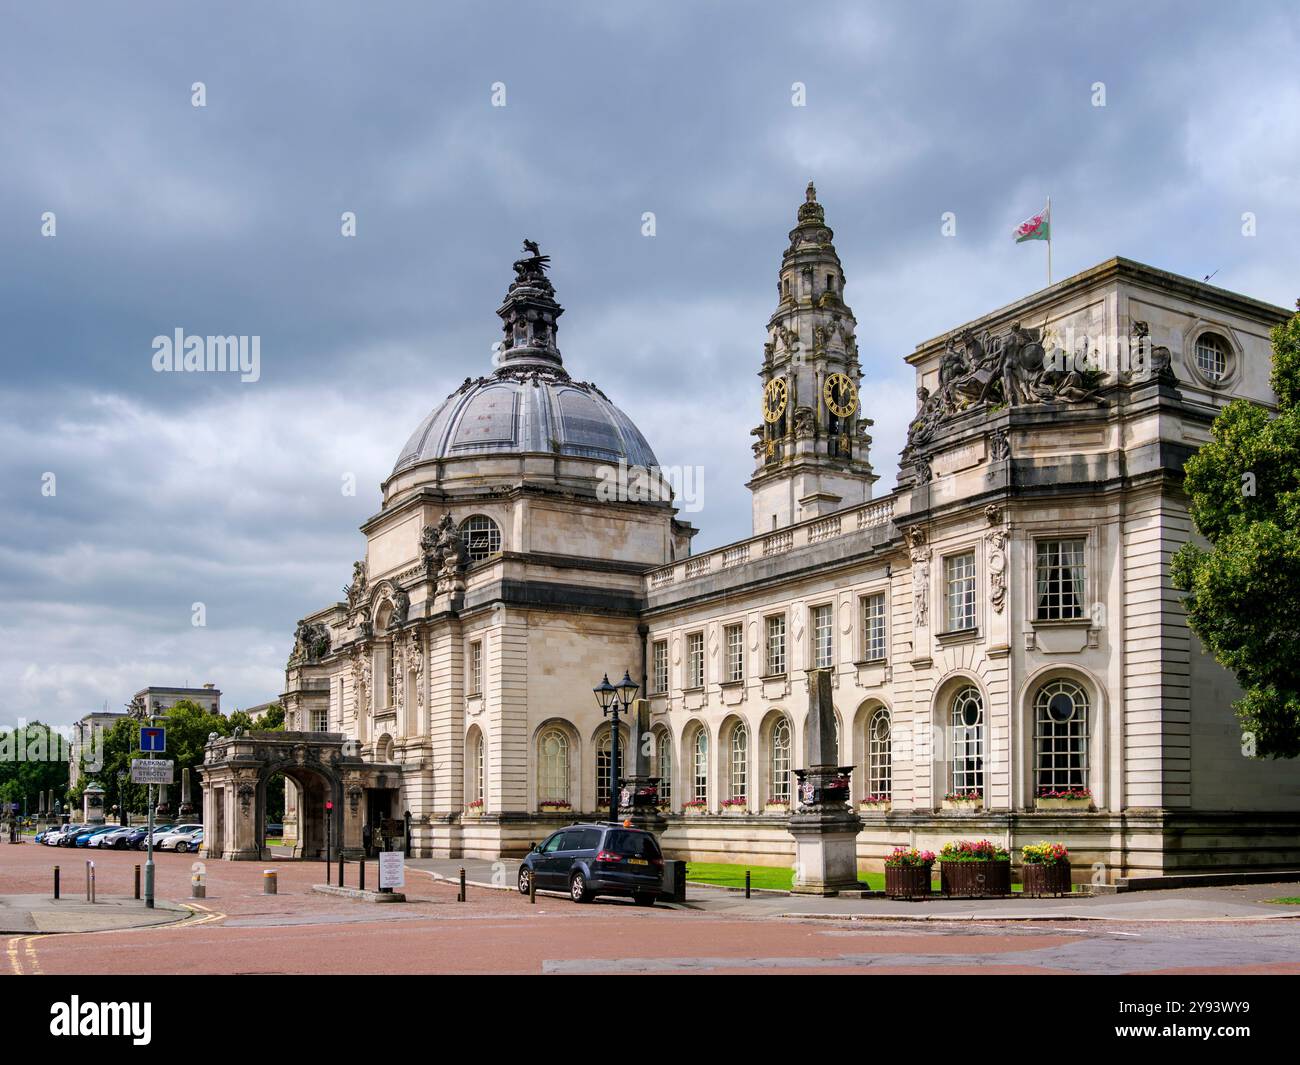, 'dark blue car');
518,823,664,905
